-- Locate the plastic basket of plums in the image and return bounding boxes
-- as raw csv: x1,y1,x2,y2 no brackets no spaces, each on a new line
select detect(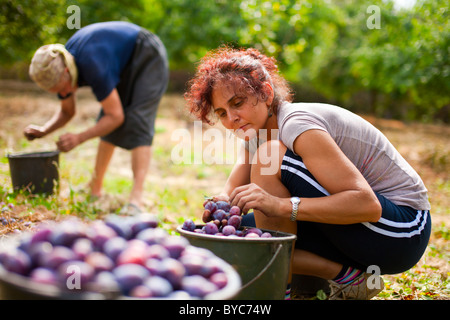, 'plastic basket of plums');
0,213,241,300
